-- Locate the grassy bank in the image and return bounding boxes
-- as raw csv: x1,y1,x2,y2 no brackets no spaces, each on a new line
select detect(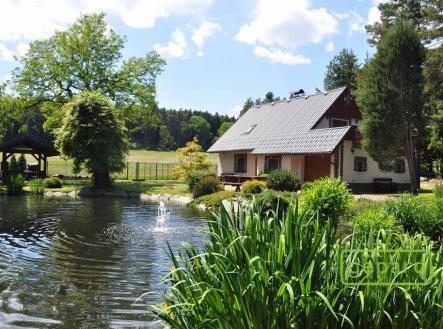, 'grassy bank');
1,179,190,196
